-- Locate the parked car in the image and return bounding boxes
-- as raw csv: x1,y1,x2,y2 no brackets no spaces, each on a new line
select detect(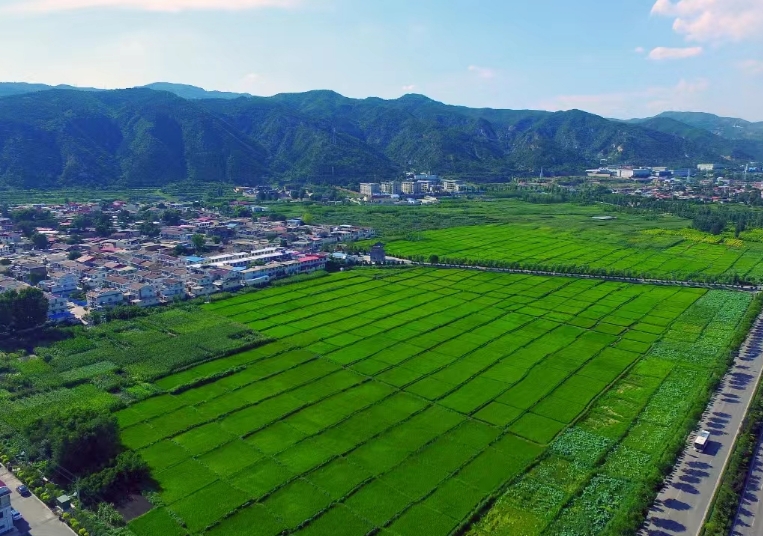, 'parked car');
10,508,22,521
16,485,30,496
